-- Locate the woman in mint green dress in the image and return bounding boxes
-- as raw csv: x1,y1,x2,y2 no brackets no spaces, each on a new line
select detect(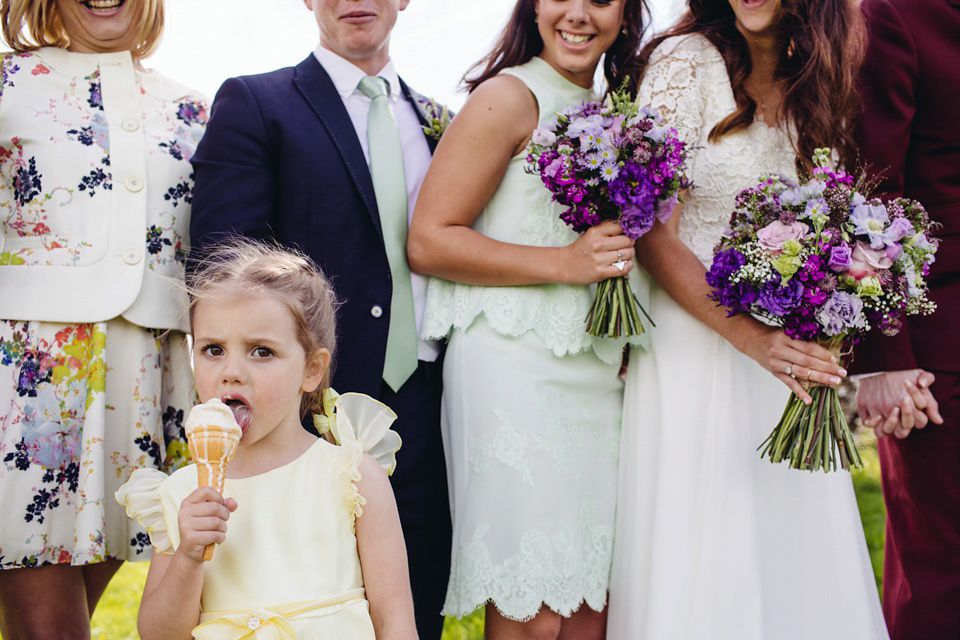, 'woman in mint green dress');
407,1,647,637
